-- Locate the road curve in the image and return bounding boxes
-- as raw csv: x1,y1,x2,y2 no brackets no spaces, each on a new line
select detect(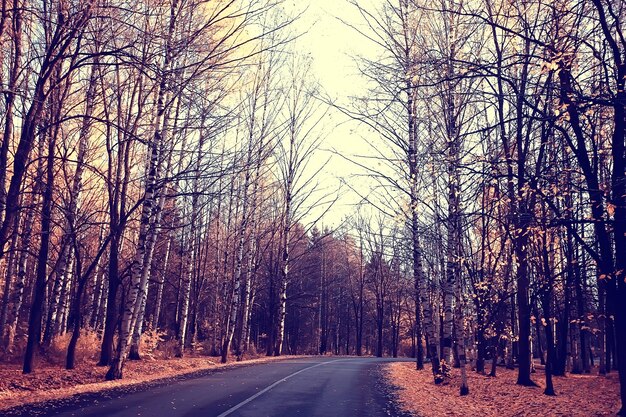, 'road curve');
8,357,412,417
